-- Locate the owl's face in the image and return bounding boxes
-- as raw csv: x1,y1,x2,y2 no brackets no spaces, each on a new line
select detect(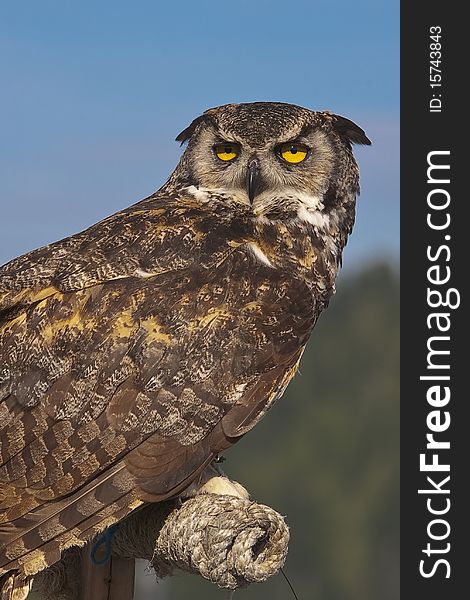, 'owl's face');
172,102,370,217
